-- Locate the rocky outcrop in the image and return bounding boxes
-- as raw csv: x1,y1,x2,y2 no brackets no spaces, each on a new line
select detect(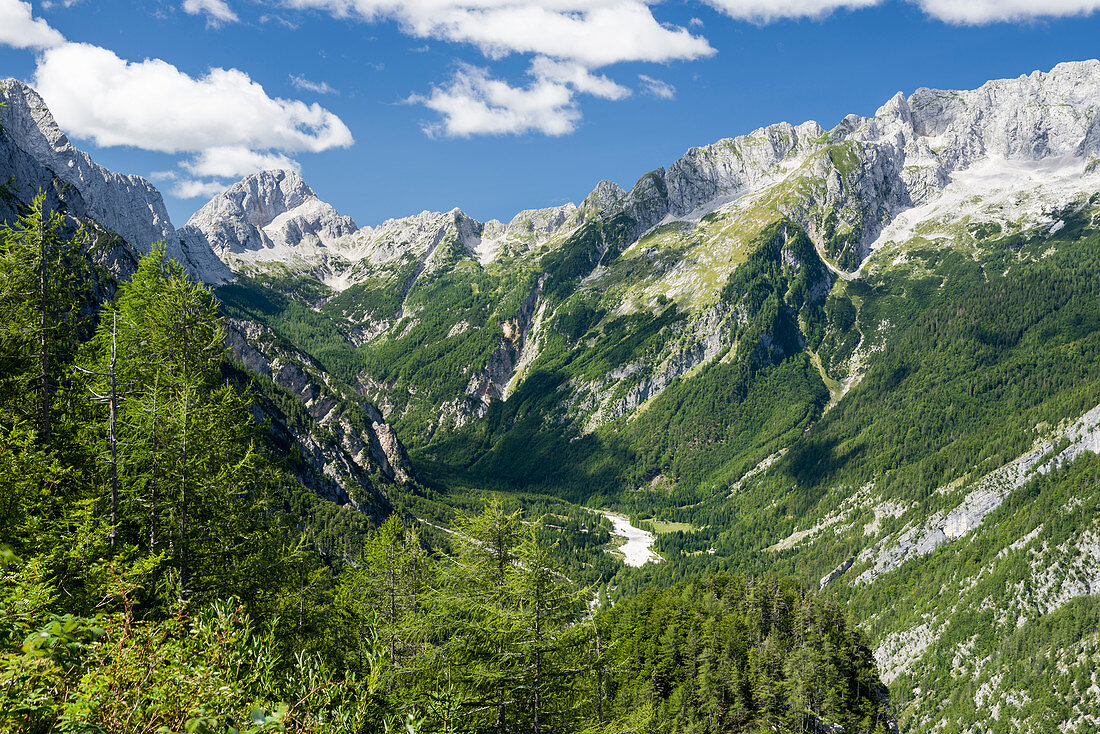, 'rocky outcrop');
0,79,231,284
575,302,734,430
477,203,582,264
226,317,413,511
446,276,546,427
854,402,1100,585
178,169,357,283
